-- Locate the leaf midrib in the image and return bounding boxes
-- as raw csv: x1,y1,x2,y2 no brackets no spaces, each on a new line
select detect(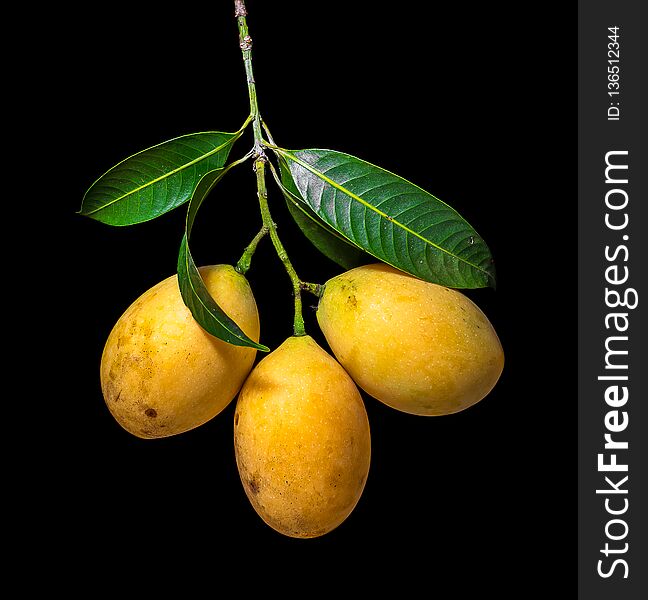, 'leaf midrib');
276,167,361,248
279,149,492,280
